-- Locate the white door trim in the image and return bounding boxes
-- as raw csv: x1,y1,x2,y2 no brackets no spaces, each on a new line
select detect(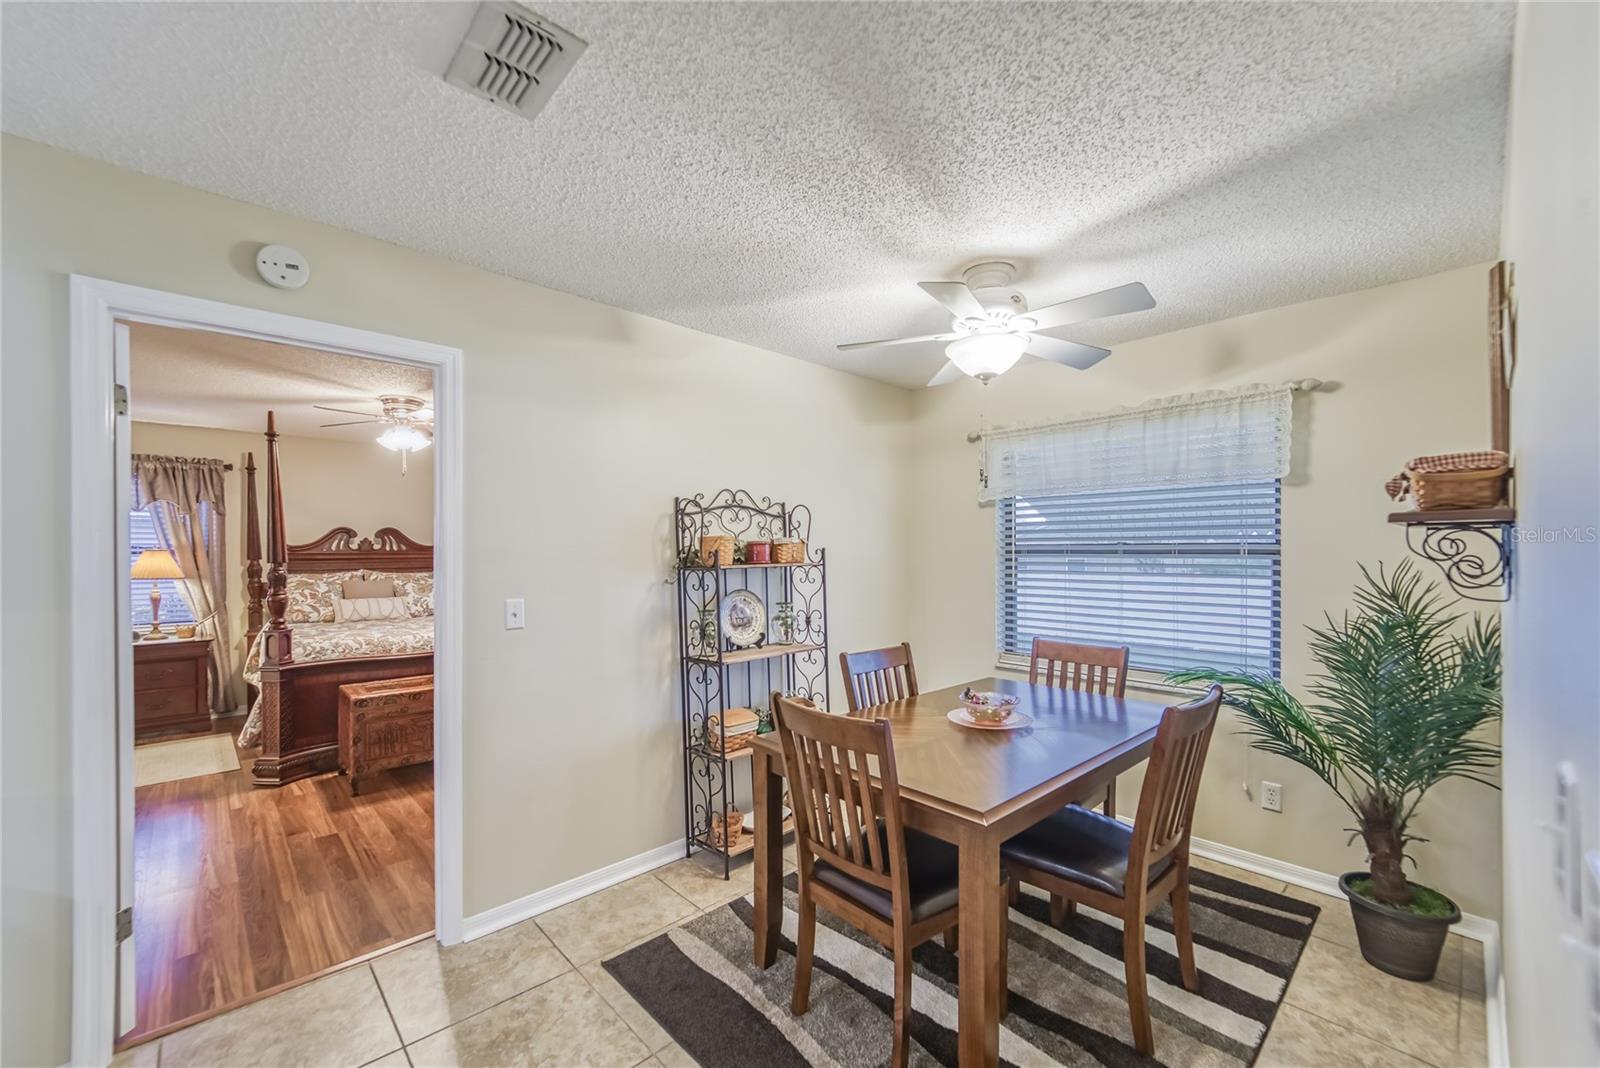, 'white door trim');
68,275,466,1067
